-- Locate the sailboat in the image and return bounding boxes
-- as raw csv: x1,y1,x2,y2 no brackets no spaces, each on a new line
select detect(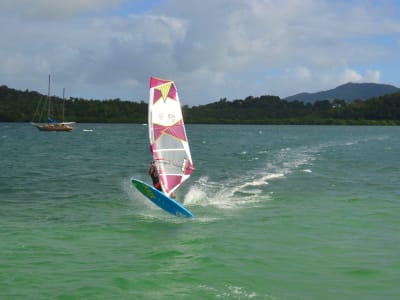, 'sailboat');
31,74,75,132
132,76,194,217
